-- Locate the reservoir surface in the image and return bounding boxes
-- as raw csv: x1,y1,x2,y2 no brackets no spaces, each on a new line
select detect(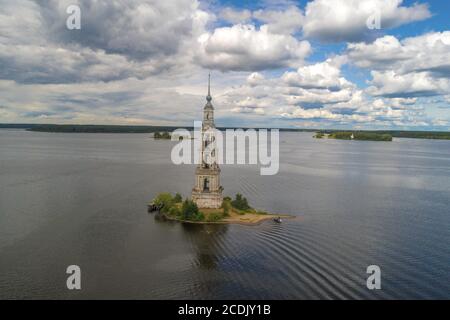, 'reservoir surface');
0,130,449,299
